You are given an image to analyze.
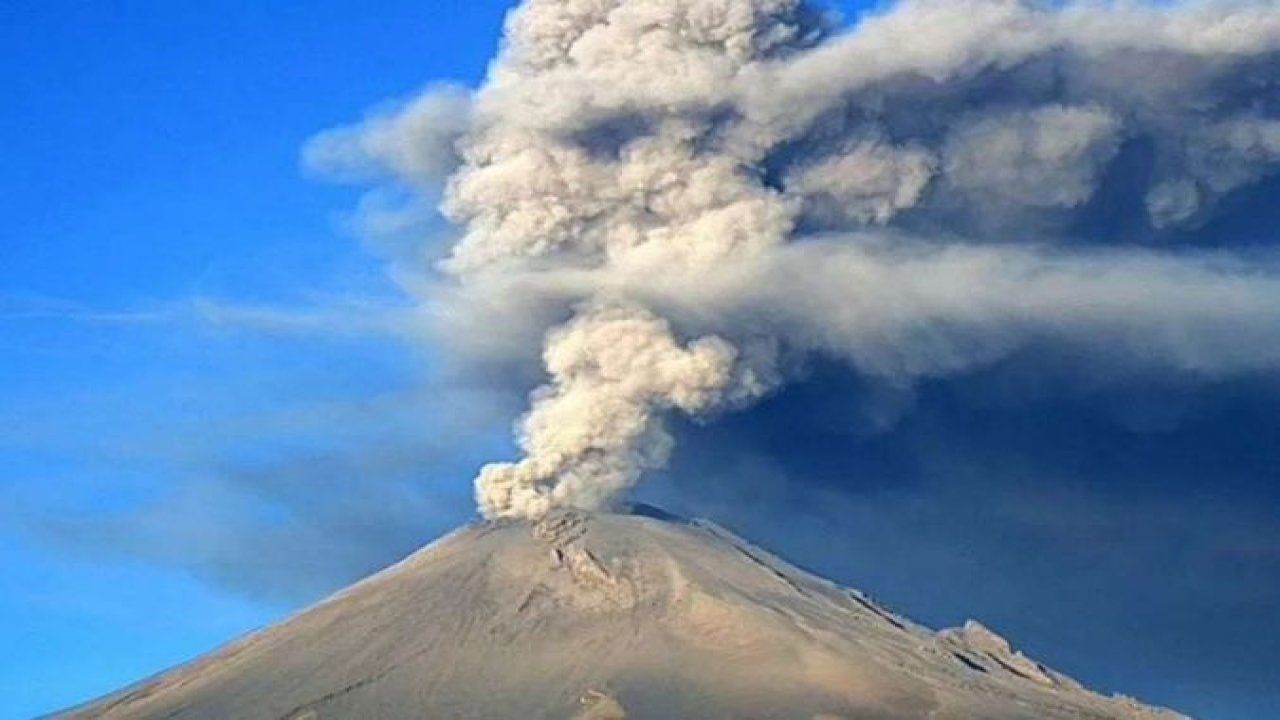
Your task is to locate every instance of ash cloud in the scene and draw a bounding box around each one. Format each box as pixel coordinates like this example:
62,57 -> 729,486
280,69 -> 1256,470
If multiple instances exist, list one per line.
316,0 -> 1280,520
639,363 -> 1280,717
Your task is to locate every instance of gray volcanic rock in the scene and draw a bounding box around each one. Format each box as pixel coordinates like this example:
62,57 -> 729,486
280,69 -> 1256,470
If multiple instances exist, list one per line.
58,507 -> 1184,720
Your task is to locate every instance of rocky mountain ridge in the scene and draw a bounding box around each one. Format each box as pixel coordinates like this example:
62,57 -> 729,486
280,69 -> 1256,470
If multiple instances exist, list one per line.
57,507 -> 1184,720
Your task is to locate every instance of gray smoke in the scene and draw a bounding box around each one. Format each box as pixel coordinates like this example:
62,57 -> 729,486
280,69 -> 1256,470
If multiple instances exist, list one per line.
312,0 -> 1280,519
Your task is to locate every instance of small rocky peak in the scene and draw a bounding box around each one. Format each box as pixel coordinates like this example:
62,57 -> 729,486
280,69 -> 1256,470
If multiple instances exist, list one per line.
955,620 -> 1014,655
939,620 -> 1075,689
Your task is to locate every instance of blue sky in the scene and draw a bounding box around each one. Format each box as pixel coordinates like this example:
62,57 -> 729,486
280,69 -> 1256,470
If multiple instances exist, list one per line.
1,1 -> 510,715
3,2 -> 1279,719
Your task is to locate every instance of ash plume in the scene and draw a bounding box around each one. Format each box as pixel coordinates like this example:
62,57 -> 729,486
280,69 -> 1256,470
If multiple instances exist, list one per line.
312,0 -> 1280,520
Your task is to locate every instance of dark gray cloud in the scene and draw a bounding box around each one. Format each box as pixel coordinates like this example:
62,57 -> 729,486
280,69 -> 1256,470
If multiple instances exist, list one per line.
641,362 -> 1280,718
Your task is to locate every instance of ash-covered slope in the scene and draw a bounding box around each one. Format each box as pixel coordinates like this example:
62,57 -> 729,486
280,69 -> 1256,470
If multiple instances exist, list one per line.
59,508 -> 1182,720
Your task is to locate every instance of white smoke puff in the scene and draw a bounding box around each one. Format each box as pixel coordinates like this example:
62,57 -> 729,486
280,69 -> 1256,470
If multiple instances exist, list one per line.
494,0 -> 816,111
440,0 -> 816,278
302,84 -> 472,185
1189,117 -> 1280,194
786,138 -> 936,225
442,117 -> 799,274
1146,180 -> 1202,230
943,105 -> 1122,209
476,300 -> 768,519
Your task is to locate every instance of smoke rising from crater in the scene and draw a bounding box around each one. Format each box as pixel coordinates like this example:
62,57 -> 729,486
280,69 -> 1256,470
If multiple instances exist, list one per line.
311,0 -> 1280,519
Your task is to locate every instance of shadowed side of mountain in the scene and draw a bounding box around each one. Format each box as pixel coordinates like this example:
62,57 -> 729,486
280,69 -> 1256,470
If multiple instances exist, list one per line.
56,509 -> 1184,720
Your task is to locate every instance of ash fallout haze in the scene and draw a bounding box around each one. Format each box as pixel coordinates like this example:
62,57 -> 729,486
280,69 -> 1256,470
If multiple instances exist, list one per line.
4,0 -> 1280,718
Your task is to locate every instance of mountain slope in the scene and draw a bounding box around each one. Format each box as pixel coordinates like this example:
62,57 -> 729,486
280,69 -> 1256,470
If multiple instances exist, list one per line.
58,507 -> 1183,720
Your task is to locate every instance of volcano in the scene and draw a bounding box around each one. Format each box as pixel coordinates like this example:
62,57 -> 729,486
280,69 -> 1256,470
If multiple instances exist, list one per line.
58,507 -> 1182,719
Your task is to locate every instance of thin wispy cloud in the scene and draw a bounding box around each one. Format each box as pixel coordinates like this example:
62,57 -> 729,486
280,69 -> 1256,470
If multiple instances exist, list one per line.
0,292 -> 416,339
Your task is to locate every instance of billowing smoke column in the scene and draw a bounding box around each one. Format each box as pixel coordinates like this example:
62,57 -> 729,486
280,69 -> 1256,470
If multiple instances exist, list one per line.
309,0 -> 1280,520
442,0 -> 815,518
475,300 -> 765,519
